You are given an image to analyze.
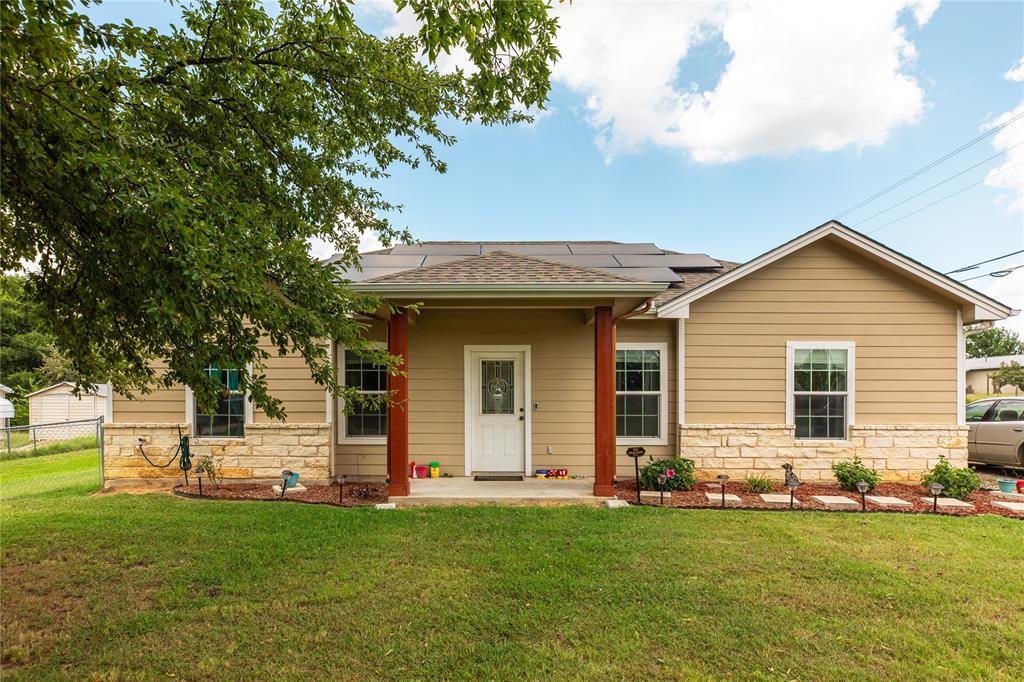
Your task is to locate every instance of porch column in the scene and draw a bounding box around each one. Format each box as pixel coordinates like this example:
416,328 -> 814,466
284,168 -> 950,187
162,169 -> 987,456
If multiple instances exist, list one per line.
594,306 -> 616,497
387,309 -> 410,496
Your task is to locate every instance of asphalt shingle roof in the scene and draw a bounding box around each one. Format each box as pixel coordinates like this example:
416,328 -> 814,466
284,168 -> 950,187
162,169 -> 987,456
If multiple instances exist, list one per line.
362,251 -> 646,284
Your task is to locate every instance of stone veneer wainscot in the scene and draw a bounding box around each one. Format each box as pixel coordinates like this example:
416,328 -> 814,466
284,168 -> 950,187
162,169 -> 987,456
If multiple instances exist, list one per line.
679,424 -> 968,482
103,422 -> 331,484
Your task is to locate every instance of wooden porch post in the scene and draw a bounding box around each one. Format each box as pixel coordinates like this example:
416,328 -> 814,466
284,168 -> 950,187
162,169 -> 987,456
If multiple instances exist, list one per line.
387,309 -> 410,496
594,306 -> 616,497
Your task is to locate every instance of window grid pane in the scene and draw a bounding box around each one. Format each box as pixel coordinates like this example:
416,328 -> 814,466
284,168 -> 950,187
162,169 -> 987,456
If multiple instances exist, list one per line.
195,364 -> 246,437
615,348 -> 661,438
481,360 -> 514,415
344,350 -> 388,437
793,347 -> 849,440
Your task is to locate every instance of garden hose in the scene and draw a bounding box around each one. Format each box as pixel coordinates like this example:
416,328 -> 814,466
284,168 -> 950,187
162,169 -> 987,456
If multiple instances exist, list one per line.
136,428 -> 193,481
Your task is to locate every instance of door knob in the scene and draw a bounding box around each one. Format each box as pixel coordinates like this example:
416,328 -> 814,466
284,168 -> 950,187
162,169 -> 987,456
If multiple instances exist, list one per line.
519,415 -> 525,421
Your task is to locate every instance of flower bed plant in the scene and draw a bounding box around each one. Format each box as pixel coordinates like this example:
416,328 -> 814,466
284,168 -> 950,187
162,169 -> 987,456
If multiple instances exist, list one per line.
744,476 -> 775,494
921,455 -> 982,501
639,457 -> 696,491
832,455 -> 880,492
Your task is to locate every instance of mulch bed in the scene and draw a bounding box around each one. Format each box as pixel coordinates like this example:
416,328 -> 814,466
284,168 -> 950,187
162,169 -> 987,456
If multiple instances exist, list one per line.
173,481 -> 387,507
615,479 -> 1023,519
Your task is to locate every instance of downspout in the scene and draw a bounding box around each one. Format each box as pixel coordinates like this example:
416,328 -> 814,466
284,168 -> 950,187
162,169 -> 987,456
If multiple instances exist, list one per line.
613,298 -> 654,323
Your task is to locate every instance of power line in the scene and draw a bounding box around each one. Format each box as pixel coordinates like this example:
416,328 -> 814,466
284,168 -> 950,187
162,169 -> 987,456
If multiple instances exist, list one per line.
946,249 -> 1024,274
835,109 -> 1024,219
865,160 -> 1024,235
853,141 -> 1024,227
959,263 -> 1023,282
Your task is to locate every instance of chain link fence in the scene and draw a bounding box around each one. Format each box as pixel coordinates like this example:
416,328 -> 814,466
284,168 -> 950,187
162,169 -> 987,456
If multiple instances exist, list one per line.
0,417 -> 104,500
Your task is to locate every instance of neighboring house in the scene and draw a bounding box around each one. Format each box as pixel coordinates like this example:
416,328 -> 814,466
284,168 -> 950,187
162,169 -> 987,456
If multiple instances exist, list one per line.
103,221 -> 1016,493
0,383 -> 13,428
965,354 -> 1024,396
28,382 -> 110,435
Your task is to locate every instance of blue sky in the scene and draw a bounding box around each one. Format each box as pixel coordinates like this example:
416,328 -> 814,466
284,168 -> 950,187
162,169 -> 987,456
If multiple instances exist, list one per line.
88,1 -> 1023,320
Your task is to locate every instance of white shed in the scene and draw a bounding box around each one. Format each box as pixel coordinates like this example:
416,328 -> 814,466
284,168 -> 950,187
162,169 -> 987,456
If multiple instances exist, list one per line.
27,382 -> 111,426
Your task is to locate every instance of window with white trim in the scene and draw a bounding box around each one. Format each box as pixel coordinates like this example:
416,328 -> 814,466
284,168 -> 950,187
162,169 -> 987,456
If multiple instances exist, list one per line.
615,343 -> 668,443
788,342 -> 854,440
342,349 -> 388,439
194,365 -> 246,438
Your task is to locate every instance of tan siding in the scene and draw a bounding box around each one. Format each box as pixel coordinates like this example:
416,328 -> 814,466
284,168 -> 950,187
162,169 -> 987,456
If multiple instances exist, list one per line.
333,311 -> 681,479
685,238 -> 959,425
113,342 -> 329,425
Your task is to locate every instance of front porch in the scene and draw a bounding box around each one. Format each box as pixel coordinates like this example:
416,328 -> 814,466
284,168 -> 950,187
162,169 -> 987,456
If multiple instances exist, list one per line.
398,477 -> 610,505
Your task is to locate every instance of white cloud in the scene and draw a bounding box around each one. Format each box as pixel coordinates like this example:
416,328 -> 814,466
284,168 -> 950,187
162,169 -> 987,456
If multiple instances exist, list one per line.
307,231 -> 385,261
1005,56 -> 1024,82
553,0 -> 937,163
978,265 -> 1024,335
356,0 -> 476,75
983,101 -> 1024,213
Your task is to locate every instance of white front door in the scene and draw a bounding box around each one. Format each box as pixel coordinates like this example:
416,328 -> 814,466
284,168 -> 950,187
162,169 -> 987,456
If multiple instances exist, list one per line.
469,350 -> 526,473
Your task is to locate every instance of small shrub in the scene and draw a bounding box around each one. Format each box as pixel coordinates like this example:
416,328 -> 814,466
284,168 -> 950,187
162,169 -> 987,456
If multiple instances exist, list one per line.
193,455 -> 223,487
744,476 -> 775,494
921,455 -> 981,501
832,455 -> 880,492
639,457 -> 696,491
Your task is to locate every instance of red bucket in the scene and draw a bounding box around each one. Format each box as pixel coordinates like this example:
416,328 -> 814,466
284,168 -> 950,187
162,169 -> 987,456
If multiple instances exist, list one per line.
415,465 -> 429,479
1016,480 -> 1024,495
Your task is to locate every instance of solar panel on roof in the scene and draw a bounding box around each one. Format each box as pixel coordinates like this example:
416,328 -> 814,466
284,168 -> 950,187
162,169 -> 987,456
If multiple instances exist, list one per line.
336,267 -> 416,281
421,254 -> 473,266
568,243 -> 664,255
480,243 -> 573,255
594,267 -> 682,282
538,254 -> 621,267
614,254 -> 720,268
390,243 -> 481,255
358,255 -> 426,267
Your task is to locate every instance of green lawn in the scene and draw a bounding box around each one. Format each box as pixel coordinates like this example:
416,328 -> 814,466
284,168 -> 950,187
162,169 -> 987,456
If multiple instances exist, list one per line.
2,454 -> 1022,680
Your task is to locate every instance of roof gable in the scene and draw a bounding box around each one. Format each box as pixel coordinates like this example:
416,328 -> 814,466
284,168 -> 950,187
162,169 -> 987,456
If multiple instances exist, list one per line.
656,221 -> 1017,324
360,250 -> 645,284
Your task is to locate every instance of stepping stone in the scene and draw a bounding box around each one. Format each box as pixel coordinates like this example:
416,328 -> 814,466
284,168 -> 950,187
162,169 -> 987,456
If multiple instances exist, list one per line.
812,495 -> 859,508
760,493 -> 799,506
374,502 -> 397,510
271,483 -> 307,496
865,495 -> 912,507
920,497 -> 974,509
989,490 -> 1024,500
606,499 -> 630,509
639,490 -> 662,499
991,501 -> 1024,513
705,492 -> 742,504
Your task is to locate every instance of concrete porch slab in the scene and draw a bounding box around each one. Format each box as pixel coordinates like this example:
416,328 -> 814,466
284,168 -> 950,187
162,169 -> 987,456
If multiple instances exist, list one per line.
397,477 -> 608,506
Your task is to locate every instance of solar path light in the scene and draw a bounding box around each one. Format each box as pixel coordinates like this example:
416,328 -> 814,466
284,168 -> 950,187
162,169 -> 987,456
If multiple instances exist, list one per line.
195,466 -> 204,496
717,474 -> 729,509
334,475 -> 345,505
280,469 -> 293,498
929,482 -> 944,512
856,481 -> 870,511
657,473 -> 668,506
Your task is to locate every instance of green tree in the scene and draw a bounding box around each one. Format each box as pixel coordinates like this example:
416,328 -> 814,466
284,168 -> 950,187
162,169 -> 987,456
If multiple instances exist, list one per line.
966,327 -> 1024,359
1,0 -> 559,415
990,361 -> 1024,394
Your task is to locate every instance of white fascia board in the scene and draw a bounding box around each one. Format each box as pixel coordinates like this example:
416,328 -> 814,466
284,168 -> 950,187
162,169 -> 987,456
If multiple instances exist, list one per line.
656,221 -> 1015,319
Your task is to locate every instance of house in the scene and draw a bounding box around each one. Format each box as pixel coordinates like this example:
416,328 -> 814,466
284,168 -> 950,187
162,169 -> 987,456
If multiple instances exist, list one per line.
965,354 -> 1024,396
0,383 -> 13,428
28,382 -> 110,435
102,221 -> 1016,493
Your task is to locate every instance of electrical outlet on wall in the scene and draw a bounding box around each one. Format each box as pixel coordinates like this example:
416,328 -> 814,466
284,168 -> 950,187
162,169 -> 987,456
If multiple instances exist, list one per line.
546,446 -> 553,455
